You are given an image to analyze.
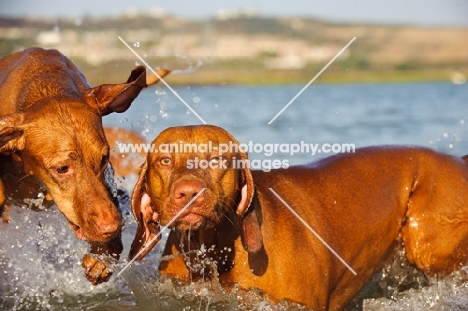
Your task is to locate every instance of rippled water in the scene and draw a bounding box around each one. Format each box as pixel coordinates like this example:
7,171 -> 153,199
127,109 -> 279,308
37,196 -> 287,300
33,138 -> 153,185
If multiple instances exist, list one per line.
1,82 -> 468,310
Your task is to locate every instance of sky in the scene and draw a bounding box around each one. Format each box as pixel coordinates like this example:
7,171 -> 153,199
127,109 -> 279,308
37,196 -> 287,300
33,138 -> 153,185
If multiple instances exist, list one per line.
1,0 -> 467,27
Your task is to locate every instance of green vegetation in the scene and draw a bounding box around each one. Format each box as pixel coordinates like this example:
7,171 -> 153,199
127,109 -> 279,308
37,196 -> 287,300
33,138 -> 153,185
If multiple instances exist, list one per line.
152,69 -> 463,86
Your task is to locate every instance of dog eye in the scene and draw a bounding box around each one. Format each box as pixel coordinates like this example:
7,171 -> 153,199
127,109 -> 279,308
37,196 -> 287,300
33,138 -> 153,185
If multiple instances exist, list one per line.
160,157 -> 172,166
210,156 -> 221,163
56,166 -> 69,174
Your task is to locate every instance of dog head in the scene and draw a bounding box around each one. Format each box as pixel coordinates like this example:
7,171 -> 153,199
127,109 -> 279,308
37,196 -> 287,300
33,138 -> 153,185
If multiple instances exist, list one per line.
0,66 -> 148,243
129,124 -> 263,260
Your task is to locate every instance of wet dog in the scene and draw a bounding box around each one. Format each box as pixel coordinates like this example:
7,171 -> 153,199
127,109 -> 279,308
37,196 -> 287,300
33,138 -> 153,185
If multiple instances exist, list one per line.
129,124 -> 468,310
0,47 -> 169,284
104,127 -> 147,180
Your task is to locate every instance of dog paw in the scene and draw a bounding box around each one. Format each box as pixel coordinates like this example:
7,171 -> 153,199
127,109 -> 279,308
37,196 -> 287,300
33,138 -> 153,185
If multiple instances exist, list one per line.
82,254 -> 113,285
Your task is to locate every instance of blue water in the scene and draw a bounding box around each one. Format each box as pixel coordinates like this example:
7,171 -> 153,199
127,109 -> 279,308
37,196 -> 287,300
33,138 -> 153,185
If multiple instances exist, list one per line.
104,82 -> 468,165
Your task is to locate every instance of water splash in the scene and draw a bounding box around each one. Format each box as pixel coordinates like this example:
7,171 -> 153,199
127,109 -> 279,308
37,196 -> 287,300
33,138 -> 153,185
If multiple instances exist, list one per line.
119,255 -> 310,311
2,183 -> 468,310
0,183 -> 138,310
144,53 -> 202,75
363,269 -> 468,310
362,247 -> 468,310
0,205 -> 129,310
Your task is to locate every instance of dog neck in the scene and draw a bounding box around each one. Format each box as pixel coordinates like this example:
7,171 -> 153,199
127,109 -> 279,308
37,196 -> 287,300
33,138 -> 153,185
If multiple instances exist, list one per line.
164,194 -> 269,280
167,208 -> 241,280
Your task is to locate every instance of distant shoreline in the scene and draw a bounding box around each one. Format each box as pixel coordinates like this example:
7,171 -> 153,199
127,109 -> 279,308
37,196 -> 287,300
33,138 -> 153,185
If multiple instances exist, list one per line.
2,14 -> 467,87
86,68 -> 467,86
169,69 -> 466,85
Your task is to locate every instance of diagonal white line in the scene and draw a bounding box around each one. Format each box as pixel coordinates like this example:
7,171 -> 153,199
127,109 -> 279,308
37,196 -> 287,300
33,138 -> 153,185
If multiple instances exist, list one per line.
268,187 -> 357,275
118,36 -> 207,124
268,37 -> 356,124
116,188 -> 206,277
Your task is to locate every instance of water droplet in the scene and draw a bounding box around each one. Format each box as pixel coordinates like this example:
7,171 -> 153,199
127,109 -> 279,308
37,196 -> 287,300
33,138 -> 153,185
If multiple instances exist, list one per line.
160,110 -> 168,118
449,143 -> 454,149
192,96 -> 201,104
460,119 -> 465,125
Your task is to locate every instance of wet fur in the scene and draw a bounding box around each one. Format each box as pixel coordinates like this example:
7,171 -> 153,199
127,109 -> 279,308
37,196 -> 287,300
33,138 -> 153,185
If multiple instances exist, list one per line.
0,47 -> 169,284
129,125 -> 468,310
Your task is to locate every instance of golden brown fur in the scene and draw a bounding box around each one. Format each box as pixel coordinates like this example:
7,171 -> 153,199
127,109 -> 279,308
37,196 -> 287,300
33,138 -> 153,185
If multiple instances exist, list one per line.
104,127 -> 147,178
0,47 -> 169,284
129,124 -> 468,310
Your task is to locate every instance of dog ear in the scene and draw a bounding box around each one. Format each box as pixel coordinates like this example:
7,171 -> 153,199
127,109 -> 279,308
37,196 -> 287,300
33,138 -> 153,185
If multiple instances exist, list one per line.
0,113 -> 26,153
85,66 -> 171,116
244,199 -> 268,276
241,198 -> 264,255
84,66 -> 147,116
236,148 -> 255,216
128,161 -> 162,260
146,69 -> 171,86
233,146 -> 265,257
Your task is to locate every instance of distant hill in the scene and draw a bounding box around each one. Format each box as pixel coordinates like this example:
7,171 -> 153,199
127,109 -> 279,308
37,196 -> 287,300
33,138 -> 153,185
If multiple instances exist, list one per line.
0,14 -> 466,84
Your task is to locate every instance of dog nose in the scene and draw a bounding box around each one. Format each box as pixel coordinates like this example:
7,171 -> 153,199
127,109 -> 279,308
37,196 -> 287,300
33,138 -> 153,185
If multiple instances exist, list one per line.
174,180 -> 205,207
97,220 -> 120,239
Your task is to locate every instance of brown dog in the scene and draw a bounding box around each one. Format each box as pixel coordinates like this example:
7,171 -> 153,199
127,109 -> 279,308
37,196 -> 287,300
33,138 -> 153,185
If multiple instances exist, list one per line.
0,47 -> 169,284
129,124 -> 468,310
104,127 -> 147,179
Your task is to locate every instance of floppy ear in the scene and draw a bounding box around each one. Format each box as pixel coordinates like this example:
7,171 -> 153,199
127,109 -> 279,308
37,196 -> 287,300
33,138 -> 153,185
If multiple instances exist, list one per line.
236,147 -> 254,216
84,66 -> 147,116
0,113 -> 26,153
128,161 -> 161,260
234,146 -> 264,256
146,69 -> 171,86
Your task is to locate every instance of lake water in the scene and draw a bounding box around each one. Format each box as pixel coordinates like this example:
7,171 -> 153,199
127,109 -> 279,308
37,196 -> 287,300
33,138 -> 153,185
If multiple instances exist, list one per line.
106,82 -> 468,163
1,82 -> 468,310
